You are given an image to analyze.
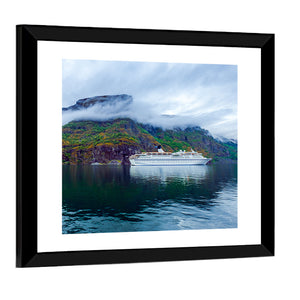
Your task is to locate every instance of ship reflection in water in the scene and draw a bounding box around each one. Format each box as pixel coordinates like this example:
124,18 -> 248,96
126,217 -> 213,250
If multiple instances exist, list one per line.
130,165 -> 209,183
62,162 -> 237,234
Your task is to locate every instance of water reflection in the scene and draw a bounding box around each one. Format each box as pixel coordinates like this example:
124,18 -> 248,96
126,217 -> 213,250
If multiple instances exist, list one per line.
130,165 -> 209,183
62,162 -> 237,234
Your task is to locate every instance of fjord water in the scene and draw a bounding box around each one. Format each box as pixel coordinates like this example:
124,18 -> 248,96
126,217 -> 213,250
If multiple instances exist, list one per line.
62,162 -> 237,234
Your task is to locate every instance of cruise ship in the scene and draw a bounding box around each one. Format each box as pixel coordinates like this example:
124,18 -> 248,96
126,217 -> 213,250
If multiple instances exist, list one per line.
129,146 -> 211,166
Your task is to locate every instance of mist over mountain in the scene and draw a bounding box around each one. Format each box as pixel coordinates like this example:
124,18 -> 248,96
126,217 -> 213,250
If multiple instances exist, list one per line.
62,95 -> 237,165
62,94 -> 236,140
63,60 -> 238,140
62,93 -> 201,130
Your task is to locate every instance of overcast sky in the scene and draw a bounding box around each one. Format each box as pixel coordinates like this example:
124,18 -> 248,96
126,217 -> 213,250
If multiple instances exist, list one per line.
62,59 -> 237,139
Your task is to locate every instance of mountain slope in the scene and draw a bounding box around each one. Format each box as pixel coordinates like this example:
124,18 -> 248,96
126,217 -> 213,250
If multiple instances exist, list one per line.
62,118 -> 237,165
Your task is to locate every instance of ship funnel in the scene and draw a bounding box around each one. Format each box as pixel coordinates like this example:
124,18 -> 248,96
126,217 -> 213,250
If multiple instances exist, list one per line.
157,145 -> 164,153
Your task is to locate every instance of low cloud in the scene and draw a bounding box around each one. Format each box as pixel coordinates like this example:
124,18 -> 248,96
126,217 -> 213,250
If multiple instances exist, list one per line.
62,60 -> 237,139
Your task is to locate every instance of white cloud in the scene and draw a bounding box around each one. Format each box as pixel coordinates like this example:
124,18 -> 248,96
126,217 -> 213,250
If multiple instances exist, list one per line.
62,60 -> 237,139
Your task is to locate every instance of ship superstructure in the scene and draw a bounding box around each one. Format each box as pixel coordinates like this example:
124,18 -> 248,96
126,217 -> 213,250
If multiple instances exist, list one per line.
129,146 -> 211,166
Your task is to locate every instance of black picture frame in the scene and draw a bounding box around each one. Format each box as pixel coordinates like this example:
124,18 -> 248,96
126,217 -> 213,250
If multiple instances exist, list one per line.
16,25 -> 274,268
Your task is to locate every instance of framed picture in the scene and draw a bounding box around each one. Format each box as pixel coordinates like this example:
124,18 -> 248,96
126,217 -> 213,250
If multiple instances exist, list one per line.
16,25 -> 274,267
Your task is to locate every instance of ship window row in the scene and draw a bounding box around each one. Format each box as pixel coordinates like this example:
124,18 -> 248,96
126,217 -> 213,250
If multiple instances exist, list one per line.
139,157 -> 200,159
136,159 -> 205,162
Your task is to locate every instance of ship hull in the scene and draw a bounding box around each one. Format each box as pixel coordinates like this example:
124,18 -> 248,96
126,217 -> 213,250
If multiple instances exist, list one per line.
129,158 -> 211,166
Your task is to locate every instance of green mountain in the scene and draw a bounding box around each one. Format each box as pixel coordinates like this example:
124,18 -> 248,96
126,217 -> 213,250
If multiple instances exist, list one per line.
62,118 -> 237,165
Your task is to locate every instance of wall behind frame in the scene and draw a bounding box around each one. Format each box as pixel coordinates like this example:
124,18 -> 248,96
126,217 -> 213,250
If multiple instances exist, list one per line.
0,0 -> 298,299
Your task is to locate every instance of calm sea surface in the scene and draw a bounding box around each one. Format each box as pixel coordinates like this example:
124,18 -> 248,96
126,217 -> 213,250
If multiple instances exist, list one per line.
62,162 -> 237,234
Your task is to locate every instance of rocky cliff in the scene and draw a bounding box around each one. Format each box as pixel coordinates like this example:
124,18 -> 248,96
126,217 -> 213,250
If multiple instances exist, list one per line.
62,118 -> 237,165
62,94 -> 133,111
